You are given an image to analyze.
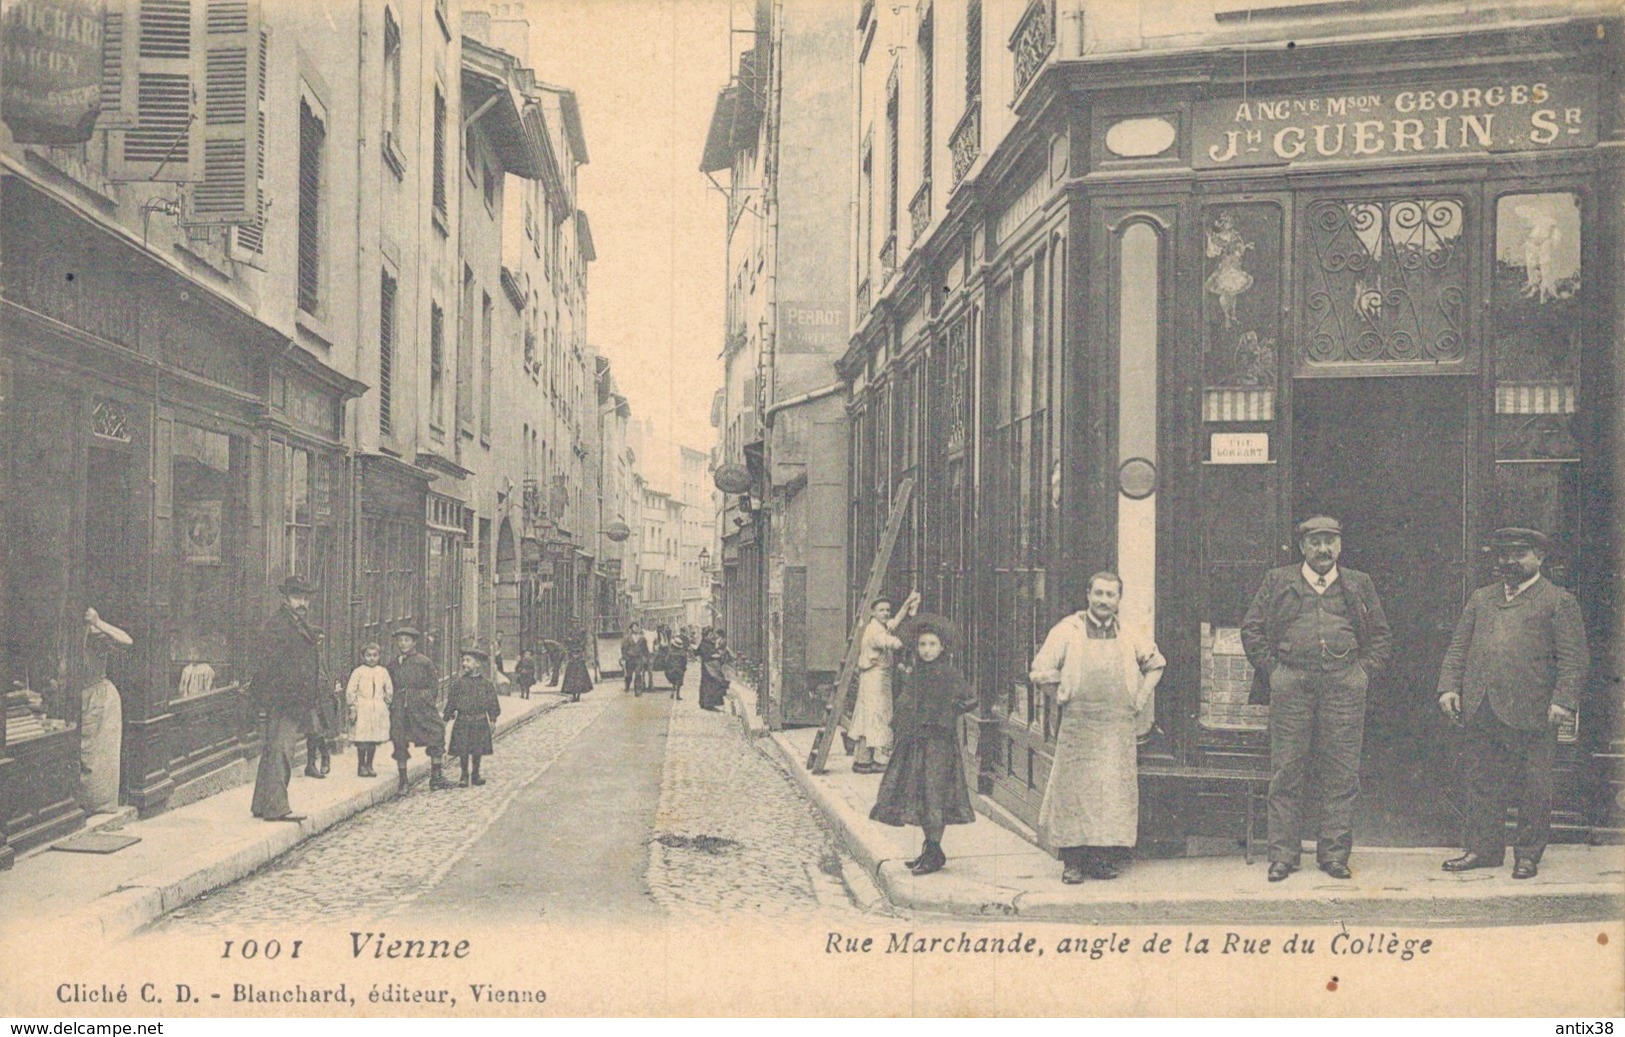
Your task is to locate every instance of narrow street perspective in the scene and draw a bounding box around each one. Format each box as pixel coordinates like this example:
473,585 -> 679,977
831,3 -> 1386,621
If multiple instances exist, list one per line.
154,672 -> 863,931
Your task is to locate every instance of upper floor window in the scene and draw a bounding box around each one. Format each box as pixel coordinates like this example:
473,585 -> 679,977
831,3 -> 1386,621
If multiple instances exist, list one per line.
432,86 -> 448,219
382,8 -> 402,143
297,96 -> 326,315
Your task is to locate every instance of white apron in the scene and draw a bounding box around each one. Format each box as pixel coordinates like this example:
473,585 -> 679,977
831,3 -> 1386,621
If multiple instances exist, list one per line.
1037,634 -> 1140,848
77,678 -> 123,812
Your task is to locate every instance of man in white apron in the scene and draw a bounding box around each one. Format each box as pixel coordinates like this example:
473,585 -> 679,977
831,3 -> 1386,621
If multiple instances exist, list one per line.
1030,573 -> 1164,883
845,590 -> 919,773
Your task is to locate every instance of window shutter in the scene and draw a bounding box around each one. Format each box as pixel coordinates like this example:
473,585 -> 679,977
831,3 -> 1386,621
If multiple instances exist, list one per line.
189,0 -> 262,225
229,23 -> 270,261
110,0 -> 204,181
99,3 -> 137,129
379,271 -> 397,437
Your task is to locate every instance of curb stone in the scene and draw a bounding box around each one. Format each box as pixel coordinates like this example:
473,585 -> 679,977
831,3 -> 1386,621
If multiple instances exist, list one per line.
73,694 -> 568,943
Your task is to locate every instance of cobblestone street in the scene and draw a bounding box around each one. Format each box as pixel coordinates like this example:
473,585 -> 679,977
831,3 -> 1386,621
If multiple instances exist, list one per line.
156,675 -> 868,932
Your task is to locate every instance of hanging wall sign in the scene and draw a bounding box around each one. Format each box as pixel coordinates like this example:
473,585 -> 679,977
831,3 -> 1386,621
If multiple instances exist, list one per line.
1194,75 -> 1597,169
1,0 -> 103,145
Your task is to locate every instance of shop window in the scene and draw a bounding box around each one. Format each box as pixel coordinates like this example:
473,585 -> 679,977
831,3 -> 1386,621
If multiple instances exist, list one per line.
1492,192 -> 1582,586
981,251 -> 1050,704
171,424 -> 239,698
1298,197 -> 1468,372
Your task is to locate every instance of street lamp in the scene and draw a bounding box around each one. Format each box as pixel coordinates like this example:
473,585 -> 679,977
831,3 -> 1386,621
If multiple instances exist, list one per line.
698,547 -> 711,571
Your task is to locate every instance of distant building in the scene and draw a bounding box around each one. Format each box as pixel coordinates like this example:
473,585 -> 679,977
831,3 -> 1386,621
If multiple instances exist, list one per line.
701,0 -> 852,726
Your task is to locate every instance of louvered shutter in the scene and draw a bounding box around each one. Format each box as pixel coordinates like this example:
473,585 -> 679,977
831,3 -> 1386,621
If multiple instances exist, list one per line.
188,0 -> 262,224
110,0 -> 204,181
99,3 -> 137,129
228,23 -> 270,262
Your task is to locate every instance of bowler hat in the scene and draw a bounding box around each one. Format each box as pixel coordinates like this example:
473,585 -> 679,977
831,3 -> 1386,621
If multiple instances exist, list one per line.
1485,527 -> 1550,551
1296,515 -> 1343,537
278,575 -> 318,596
392,625 -> 424,640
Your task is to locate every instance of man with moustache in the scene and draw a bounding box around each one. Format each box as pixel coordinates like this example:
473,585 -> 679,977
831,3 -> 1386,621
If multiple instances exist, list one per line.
1242,516 -> 1392,882
249,576 -> 323,821
1437,528 -> 1588,880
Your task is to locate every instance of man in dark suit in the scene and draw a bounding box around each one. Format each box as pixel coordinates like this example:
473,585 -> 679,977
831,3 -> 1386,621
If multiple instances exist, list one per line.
389,626 -> 452,794
1241,516 -> 1392,882
249,576 -> 323,822
1438,527 -> 1588,879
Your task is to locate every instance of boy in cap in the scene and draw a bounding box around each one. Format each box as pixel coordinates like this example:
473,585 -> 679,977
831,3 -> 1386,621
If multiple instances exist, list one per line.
445,646 -> 502,787
388,626 -> 453,792
1438,528 -> 1588,879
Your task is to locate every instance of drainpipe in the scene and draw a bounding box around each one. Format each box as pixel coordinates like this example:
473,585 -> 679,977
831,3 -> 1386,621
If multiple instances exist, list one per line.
349,0 -> 368,661
763,380 -> 843,426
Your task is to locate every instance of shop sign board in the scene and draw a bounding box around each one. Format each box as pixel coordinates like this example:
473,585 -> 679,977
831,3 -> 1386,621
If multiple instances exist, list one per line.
1210,432 -> 1269,465
1,0 -> 102,145
1194,75 -> 1597,169
780,302 -> 845,354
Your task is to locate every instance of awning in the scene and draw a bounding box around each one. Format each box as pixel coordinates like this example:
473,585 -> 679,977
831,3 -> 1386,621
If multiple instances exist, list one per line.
700,86 -> 741,173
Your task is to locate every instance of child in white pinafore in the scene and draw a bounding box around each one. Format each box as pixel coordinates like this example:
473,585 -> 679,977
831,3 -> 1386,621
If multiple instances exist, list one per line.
346,643 -> 394,777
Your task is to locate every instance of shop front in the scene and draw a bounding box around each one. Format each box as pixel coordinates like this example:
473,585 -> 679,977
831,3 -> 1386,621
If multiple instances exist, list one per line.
0,175 -> 363,854
852,18 -> 1621,855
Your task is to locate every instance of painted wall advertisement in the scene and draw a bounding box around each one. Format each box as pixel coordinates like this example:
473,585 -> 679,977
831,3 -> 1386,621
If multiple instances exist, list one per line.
1194,75 -> 1597,169
1,0 -> 103,145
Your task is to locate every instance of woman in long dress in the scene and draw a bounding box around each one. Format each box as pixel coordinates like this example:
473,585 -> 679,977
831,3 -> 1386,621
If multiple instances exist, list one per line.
697,629 -> 733,711
1029,573 -> 1164,883
75,608 -> 132,813
558,630 -> 594,703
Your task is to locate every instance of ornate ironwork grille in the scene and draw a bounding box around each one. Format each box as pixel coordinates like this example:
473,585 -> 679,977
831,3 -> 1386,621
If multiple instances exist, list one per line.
1299,197 -> 1469,372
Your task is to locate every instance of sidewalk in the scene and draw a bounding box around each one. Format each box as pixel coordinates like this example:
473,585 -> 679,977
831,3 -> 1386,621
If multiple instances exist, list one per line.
753,716 -> 1625,926
0,690 -> 565,948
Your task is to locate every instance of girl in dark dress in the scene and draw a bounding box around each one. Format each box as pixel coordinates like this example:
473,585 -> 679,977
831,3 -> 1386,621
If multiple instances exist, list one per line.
558,630 -> 594,703
444,648 -> 501,786
869,614 -> 978,875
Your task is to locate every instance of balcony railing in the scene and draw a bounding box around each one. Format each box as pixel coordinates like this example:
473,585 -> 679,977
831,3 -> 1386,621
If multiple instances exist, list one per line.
1010,0 -> 1055,100
949,100 -> 981,189
909,180 -> 931,244
879,233 -> 897,280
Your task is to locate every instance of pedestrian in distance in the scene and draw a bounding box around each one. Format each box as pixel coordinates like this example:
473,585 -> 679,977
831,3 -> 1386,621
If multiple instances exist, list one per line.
541,639 -> 565,687
869,614 -> 978,876
1241,515 -> 1392,883
622,623 -> 649,694
845,590 -> 920,774
1030,572 -> 1165,883
697,629 -> 733,711
559,629 -> 594,704
388,625 -> 453,793
445,646 -> 501,787
513,648 -> 538,701
1438,527 -> 1588,880
345,642 -> 393,778
249,575 -> 323,822
305,670 -> 343,780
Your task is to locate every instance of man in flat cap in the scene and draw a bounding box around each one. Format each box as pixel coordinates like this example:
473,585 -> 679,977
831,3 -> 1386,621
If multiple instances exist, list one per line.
1438,528 -> 1588,879
388,625 -> 453,793
1241,515 -> 1392,882
249,575 -> 324,822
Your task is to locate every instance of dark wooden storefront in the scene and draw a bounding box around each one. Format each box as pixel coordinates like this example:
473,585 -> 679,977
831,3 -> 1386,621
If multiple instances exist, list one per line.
849,18 -> 1622,853
0,176 -> 363,859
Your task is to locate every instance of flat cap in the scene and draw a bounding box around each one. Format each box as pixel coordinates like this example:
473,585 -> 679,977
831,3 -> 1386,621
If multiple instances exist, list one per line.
1485,527 -> 1550,550
1295,515 -> 1343,536
392,625 -> 424,639
460,645 -> 490,662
